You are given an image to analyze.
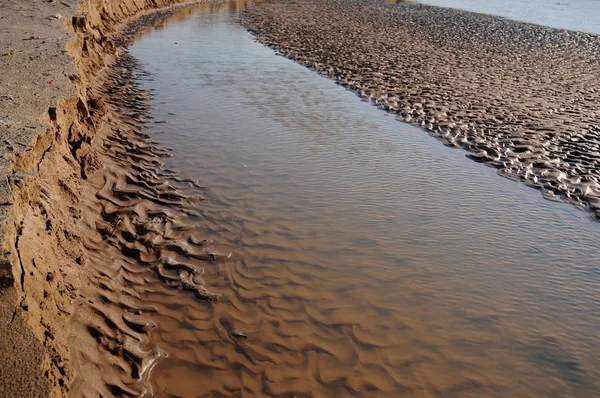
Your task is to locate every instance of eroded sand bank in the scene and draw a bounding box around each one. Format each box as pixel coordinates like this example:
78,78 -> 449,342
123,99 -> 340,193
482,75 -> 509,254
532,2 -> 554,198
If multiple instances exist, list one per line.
242,0 -> 600,218
0,0 -> 214,395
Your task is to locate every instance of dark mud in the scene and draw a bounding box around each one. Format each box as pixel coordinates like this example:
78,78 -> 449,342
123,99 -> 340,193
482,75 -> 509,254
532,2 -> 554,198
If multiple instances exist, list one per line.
242,0 -> 600,218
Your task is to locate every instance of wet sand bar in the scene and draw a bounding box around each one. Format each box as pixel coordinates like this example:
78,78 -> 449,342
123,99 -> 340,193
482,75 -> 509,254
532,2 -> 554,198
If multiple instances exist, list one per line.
243,0 -> 600,219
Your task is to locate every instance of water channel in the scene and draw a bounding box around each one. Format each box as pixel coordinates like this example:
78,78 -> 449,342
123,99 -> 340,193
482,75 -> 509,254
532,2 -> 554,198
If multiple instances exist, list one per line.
416,0 -> 600,34
121,2 -> 600,396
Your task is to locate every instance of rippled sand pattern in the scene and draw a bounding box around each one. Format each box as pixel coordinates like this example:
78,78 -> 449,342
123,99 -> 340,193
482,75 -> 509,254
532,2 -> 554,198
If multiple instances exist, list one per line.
69,54 -> 232,396
243,0 -> 600,219
103,3 -> 600,397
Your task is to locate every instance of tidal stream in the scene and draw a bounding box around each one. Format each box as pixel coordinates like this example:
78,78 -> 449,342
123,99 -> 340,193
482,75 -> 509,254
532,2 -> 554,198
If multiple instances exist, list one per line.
120,2 -> 600,396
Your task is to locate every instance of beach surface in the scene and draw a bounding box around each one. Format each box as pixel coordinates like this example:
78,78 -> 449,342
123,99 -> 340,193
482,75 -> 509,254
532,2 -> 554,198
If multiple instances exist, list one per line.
243,0 -> 600,218
0,0 -> 77,395
1,0 -> 600,395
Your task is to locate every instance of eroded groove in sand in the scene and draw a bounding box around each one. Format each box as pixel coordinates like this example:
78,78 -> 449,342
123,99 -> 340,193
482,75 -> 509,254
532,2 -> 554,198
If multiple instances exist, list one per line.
242,0 -> 600,218
69,53 -> 231,396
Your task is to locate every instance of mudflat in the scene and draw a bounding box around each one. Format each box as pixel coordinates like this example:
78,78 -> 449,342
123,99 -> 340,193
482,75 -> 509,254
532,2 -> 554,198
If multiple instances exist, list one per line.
243,0 -> 600,218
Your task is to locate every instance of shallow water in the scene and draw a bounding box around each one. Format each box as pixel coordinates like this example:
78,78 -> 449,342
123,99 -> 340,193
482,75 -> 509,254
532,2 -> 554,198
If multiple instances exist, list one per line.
124,2 -> 600,396
415,0 -> 600,34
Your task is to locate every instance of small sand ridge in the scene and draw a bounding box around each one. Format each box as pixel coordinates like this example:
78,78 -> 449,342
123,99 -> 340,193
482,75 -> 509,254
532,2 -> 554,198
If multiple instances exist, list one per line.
243,0 -> 600,219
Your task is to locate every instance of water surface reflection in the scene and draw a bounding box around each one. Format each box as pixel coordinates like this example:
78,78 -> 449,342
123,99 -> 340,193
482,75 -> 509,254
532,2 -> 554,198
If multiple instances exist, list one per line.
415,0 -> 600,33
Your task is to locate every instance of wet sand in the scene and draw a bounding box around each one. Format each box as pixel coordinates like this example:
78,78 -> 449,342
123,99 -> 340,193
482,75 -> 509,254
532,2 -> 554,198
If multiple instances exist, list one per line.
242,0 -> 600,219
69,51 -> 233,396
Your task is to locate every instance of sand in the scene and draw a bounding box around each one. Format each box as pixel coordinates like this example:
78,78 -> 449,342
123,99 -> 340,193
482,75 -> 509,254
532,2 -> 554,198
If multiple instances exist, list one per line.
0,0 -> 213,395
242,0 -> 600,219
67,51 -> 232,395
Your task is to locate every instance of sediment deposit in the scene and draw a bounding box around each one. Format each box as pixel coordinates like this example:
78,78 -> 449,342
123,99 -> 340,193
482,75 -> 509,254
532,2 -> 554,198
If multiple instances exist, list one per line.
243,0 -> 600,218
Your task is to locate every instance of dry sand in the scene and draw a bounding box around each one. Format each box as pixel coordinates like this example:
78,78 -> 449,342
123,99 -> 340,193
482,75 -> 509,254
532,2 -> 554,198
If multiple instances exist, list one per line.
0,1 -> 77,395
0,0 -> 212,395
242,0 -> 600,218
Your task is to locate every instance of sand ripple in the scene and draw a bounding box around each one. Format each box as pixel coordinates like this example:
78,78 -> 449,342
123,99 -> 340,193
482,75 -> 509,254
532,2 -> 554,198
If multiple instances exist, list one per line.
69,54 -> 229,396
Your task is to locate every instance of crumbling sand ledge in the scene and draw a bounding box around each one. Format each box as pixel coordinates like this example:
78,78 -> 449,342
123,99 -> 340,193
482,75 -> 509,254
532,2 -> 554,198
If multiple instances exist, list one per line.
0,0 -> 211,395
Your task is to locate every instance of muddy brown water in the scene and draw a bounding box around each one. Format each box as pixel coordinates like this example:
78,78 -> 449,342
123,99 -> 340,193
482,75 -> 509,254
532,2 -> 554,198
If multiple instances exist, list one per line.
91,1 -> 600,396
